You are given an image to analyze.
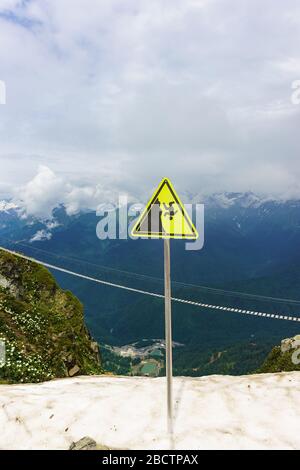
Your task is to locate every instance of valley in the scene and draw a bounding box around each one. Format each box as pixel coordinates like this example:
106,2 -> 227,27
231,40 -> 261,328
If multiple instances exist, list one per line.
1,192 -> 300,377
102,339 -> 183,376
1,0 -> 299,451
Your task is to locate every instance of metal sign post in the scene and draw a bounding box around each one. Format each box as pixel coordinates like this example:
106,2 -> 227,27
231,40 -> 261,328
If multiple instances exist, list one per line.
164,238 -> 173,434
131,177 -> 198,434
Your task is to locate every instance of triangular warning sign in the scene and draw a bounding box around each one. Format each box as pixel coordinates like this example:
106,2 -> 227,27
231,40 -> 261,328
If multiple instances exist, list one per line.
131,178 -> 199,239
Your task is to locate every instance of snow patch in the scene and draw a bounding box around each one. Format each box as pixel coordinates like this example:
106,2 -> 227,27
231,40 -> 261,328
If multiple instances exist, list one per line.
0,373 -> 300,450
29,230 -> 52,243
45,220 -> 60,230
213,193 -> 236,208
0,201 -> 18,213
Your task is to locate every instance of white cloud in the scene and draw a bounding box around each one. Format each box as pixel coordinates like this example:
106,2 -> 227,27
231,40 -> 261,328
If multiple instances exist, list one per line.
0,0 -> 299,202
274,57 -> 300,75
16,166 -> 66,219
0,1 -> 20,9
13,164 -> 300,221
14,165 -> 128,218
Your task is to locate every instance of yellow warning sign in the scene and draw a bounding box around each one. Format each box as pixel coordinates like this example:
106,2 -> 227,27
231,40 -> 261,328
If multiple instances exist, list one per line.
131,178 -> 198,239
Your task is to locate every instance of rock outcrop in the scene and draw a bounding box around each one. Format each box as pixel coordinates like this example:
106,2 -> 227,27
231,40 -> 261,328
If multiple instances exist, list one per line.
0,250 -> 103,383
258,334 -> 300,373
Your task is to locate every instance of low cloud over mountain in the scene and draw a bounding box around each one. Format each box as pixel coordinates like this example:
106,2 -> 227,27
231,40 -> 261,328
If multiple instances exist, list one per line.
0,1 -> 300,197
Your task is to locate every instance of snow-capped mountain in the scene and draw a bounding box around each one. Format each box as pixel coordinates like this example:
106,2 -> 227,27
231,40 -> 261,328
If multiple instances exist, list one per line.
1,191 -> 300,259
0,201 -> 18,213
193,191 -> 300,209
1,191 -> 300,225
202,192 -> 266,208
1,192 -> 300,374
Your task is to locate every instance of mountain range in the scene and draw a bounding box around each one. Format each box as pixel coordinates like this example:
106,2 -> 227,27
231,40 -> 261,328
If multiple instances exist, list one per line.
1,192 -> 300,375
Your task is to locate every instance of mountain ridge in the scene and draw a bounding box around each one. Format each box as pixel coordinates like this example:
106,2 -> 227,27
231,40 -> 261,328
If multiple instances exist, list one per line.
2,190 -> 300,219
0,251 -> 103,383
1,192 -> 300,376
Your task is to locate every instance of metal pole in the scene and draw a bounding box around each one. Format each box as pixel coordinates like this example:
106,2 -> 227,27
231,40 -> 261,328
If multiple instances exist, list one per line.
164,238 -> 173,434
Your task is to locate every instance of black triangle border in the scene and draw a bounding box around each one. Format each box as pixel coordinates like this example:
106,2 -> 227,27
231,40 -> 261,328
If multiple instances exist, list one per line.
132,179 -> 198,239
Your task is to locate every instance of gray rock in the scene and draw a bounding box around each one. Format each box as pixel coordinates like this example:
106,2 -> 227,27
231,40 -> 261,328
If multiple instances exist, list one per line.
90,341 -> 99,353
281,335 -> 300,353
68,364 -> 80,377
70,437 -> 97,451
0,274 -> 20,298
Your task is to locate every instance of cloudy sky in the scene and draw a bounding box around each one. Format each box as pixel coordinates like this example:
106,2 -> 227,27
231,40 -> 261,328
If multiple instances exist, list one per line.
0,0 -> 300,216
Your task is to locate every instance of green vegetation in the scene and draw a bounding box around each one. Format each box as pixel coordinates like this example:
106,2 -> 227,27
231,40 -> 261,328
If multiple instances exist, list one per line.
172,340 -> 276,376
3,202 -> 300,377
0,251 -> 103,383
101,345 -> 163,376
1,250 -> 298,382
101,339 -> 281,378
257,337 -> 300,373
100,347 -> 132,375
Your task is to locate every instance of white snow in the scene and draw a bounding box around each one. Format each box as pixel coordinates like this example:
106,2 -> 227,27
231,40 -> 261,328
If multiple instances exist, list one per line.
0,201 -> 18,213
213,193 -> 236,208
0,372 -> 300,450
45,220 -> 60,230
29,229 -> 52,243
